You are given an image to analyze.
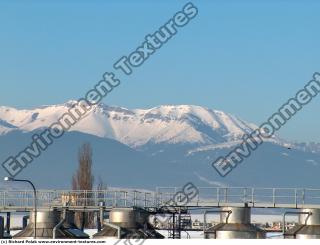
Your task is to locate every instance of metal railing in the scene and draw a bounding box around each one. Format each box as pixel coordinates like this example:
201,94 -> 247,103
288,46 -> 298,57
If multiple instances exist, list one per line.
156,187 -> 320,208
1,187 -> 320,210
0,189 -> 156,210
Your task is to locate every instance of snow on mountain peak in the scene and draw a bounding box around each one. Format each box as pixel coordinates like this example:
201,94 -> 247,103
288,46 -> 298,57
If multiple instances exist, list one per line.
0,119 -> 18,135
0,101 -> 271,148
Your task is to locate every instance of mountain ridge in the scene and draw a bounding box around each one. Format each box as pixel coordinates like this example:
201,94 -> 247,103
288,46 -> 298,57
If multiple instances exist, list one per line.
0,102 -> 319,188
0,101 -> 286,149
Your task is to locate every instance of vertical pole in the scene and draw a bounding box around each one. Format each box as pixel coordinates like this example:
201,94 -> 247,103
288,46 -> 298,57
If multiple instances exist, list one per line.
96,211 -> 101,232
172,213 -> 175,239
224,188 -> 228,203
5,212 -> 10,235
81,212 -> 86,231
94,191 -> 97,207
2,192 -> 5,208
104,190 -> 107,206
85,190 -> 88,207
273,188 -> 276,207
197,189 -> 200,205
153,192 -> 156,208
133,191 -> 137,207
31,183 -> 37,239
144,193 -> 148,207
114,192 -> 117,207
282,213 -> 286,235
178,208 -> 181,239
159,193 -> 162,207
0,216 -> 4,239
124,192 -> 128,207
99,202 -> 105,229
26,191 -> 28,208
251,188 -> 255,205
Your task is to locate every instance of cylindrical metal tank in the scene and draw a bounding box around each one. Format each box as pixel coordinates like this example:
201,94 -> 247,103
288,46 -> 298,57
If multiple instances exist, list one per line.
13,209 -> 89,239
205,207 -> 266,239
109,208 -> 150,229
299,209 -> 320,226
93,208 -> 164,239
220,207 -> 251,224
285,209 -> 320,239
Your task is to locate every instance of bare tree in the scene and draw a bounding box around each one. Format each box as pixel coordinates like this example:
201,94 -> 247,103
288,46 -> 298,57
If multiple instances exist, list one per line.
72,143 -> 95,228
72,143 -> 94,191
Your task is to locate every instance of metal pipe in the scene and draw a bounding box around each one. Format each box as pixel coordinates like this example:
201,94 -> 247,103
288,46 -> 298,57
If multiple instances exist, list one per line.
6,212 -> 10,235
80,211 -> 86,231
172,213 -> 176,239
203,209 -> 232,237
96,212 -> 102,232
105,223 -> 121,239
53,209 -> 67,239
0,216 -> 4,239
177,209 -> 181,239
282,211 -> 312,235
28,180 -> 37,239
4,178 -> 37,239
99,202 -> 105,231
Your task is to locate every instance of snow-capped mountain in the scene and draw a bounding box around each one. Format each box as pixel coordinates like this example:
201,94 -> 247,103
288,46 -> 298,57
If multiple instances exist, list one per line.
0,101 -> 319,189
0,101 -> 284,148
0,119 -> 18,135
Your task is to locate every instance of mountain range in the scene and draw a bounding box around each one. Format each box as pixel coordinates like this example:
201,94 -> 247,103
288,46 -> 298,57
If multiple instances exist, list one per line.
0,101 -> 319,189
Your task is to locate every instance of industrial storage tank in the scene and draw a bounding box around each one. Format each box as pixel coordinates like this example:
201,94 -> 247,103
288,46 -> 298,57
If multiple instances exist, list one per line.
93,208 -> 164,239
285,209 -> 320,239
204,206 -> 266,239
13,209 -> 89,239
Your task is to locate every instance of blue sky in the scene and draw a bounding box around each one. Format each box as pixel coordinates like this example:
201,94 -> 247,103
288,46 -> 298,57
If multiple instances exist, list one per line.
0,0 -> 319,142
